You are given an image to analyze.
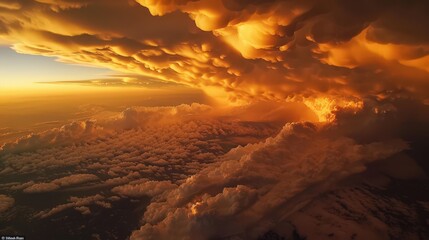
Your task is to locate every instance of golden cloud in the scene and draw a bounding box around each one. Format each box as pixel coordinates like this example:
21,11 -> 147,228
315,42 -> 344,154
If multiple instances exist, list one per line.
0,0 -> 428,106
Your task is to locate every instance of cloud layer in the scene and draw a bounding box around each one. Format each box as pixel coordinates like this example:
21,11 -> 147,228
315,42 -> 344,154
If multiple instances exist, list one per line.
0,0 -> 428,103
130,122 -> 406,239
1,1 -> 428,238
22,173 -> 99,193
0,104 -> 282,220
0,194 -> 14,213
0,100 -> 423,239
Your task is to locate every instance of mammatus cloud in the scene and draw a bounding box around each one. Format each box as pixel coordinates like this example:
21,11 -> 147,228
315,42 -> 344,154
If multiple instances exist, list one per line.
1,1 -> 428,236
0,0 -> 428,103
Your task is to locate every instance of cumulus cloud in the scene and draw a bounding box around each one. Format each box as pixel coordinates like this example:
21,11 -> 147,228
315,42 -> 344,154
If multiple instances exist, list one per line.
51,173 -> 99,187
289,184 -> 429,239
23,182 -> 60,193
22,173 -> 99,193
130,121 -> 407,239
0,98 -> 423,240
0,103 -> 209,154
112,180 -> 177,198
74,206 -> 91,215
0,104 -> 280,183
0,0 -> 427,103
0,194 -> 14,213
0,120 -> 101,154
0,101 -> 283,225
35,194 -> 108,219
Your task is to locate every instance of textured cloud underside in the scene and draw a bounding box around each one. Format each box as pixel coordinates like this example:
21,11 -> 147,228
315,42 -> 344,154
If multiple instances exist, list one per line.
1,0 -> 428,102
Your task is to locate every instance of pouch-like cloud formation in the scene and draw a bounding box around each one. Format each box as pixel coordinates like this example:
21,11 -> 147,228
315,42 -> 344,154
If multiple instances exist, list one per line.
0,0 -> 428,102
1,2 -> 427,237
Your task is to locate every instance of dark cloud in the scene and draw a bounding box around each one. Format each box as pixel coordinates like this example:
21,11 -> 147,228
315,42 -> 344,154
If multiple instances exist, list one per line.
289,183 -> 429,239
309,0 -> 388,43
366,0 -> 429,45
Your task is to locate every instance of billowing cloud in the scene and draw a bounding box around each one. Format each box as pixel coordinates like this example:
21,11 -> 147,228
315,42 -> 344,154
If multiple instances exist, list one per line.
74,206 -> 91,215
0,104 -> 284,222
130,122 -> 406,239
1,2 -> 428,237
289,183 -> 429,239
0,100 -> 423,239
1,103 -> 288,155
0,194 -> 14,213
23,182 -> 59,193
35,194 -> 108,219
0,0 -> 427,103
51,173 -> 99,187
112,180 -> 177,198
22,173 -> 99,193
0,104 -> 280,185
0,120 -> 101,154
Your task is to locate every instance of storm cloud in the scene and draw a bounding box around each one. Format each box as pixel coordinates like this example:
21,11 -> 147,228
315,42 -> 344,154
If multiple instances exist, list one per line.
1,1 -> 428,239
0,0 -> 427,103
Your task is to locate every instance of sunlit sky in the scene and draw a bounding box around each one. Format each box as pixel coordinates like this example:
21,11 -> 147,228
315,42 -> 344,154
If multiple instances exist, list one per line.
0,1 -> 428,240
0,46 -> 111,88
0,0 -> 428,136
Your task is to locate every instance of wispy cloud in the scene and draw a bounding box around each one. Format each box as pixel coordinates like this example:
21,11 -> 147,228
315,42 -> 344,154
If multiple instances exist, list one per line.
36,75 -> 184,88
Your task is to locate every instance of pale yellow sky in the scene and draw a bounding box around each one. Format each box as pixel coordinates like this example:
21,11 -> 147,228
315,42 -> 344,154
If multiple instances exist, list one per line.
0,46 -> 113,88
0,45 -> 217,144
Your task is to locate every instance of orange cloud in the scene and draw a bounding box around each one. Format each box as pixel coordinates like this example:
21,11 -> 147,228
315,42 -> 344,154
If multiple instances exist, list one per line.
0,0 -> 428,112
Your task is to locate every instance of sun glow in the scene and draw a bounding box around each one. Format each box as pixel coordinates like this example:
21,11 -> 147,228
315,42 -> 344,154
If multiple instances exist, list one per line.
304,97 -> 364,122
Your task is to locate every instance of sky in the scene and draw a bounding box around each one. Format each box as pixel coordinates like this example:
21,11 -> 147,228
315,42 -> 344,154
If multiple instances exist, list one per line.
0,46 -> 209,143
0,46 -> 110,87
0,1 -> 429,240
